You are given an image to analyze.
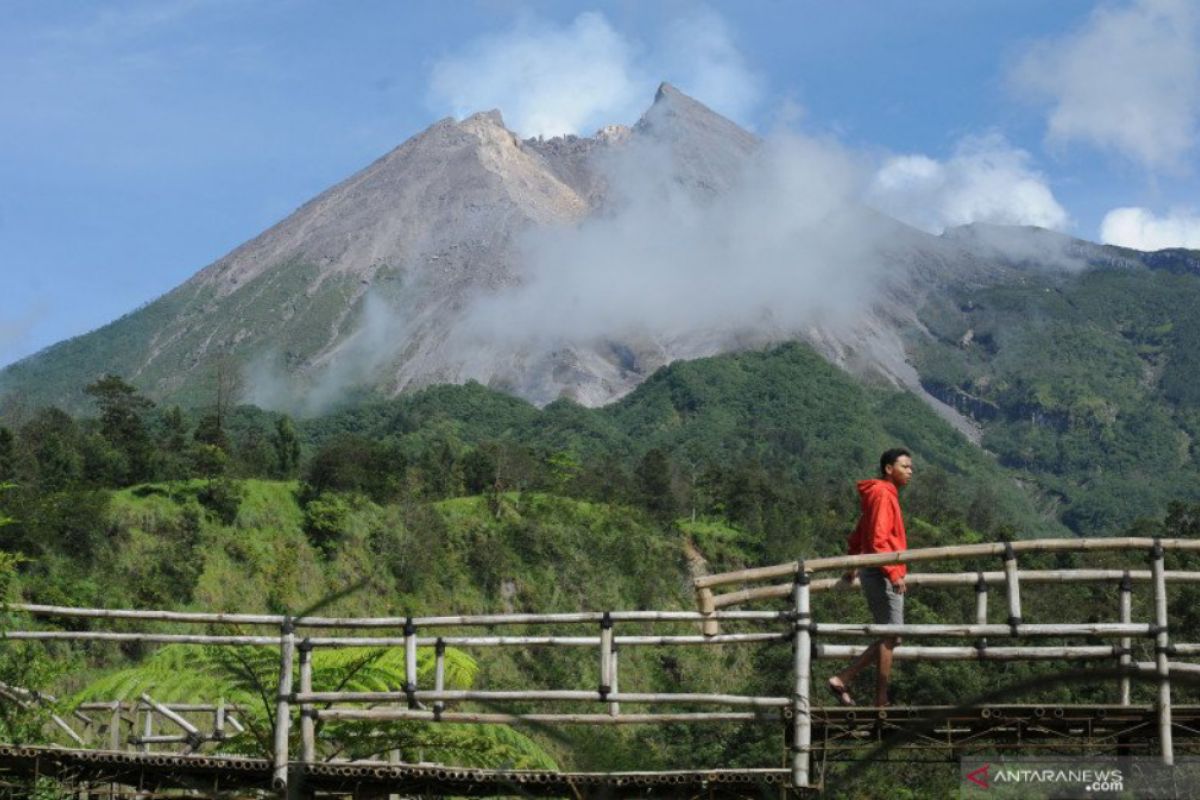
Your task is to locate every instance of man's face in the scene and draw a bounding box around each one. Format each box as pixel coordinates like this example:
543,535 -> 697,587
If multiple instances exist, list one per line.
886,455 -> 914,487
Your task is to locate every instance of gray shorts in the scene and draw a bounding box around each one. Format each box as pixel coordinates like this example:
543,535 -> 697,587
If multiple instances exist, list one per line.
861,567 -> 904,625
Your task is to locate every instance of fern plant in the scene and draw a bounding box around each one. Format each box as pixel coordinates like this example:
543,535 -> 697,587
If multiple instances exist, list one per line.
70,641 -> 556,769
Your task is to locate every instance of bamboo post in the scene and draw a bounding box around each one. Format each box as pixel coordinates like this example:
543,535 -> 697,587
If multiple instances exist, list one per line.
697,587 -> 719,636
1151,542 -> 1173,765
791,570 -> 811,789
1003,543 -> 1021,632
216,697 -> 226,741
609,646 -> 620,717
141,702 -> 152,753
108,701 -> 121,751
273,619 -> 296,791
404,617 -> 418,709
299,639 -> 315,764
434,638 -> 446,719
388,749 -> 401,800
1119,572 -> 1132,706
599,613 -> 614,703
975,573 -> 988,655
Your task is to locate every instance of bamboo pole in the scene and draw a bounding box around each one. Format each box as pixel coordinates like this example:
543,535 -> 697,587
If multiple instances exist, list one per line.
404,618 -> 418,710
976,574 -> 989,655
710,570 -> 1200,607
273,623 -> 296,791
811,623 -> 1149,637
7,603 -> 779,627
140,694 -> 200,737
697,588 -> 719,636
315,709 -> 776,724
1120,573 -> 1132,706
140,703 -> 152,754
1004,545 -> 1022,630
814,644 -> 1118,661
215,697 -> 226,740
108,701 -> 121,751
1151,543 -> 1173,765
599,613 -> 613,704
77,702 -> 244,712
609,646 -> 620,717
295,690 -> 790,707
1136,662 -> 1200,676
693,537 -> 1200,589
0,632 -> 278,645
305,633 -> 789,648
791,575 -> 812,789
433,639 -> 446,719
299,641 -> 315,764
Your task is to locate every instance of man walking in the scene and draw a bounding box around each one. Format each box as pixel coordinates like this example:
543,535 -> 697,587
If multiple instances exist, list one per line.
827,448 -> 913,707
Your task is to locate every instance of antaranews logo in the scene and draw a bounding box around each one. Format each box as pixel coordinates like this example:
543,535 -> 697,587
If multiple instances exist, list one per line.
965,763 -> 990,789
962,759 -> 1129,797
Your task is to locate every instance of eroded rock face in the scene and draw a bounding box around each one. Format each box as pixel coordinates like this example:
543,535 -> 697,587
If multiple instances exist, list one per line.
0,83 -> 1066,429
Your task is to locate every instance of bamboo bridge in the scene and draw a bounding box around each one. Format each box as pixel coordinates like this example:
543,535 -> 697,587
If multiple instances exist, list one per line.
1,537 -> 1200,798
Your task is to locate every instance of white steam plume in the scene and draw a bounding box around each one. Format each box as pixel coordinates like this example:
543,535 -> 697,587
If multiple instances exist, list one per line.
1101,207 -> 1200,250
1011,0 -> 1200,171
456,131 -> 880,349
865,134 -> 1069,235
428,9 -> 761,137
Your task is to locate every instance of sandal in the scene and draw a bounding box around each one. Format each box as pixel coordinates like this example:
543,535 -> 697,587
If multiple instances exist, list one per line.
827,677 -> 855,706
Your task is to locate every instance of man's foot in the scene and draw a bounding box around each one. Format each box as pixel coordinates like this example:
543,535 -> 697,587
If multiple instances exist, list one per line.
827,677 -> 855,706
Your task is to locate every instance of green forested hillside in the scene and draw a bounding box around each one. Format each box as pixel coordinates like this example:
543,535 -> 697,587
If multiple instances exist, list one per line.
3,342 -> 1200,795
913,261 -> 1200,533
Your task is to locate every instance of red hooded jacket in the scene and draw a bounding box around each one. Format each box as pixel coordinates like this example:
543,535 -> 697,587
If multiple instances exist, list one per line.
846,479 -> 907,584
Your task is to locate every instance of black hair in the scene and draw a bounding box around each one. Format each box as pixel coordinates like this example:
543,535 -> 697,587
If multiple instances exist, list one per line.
879,448 -> 911,477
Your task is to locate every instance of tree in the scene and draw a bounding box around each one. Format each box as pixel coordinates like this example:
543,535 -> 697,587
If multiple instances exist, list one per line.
273,416 -> 301,477
635,448 -> 676,521
157,406 -> 190,481
84,374 -> 156,484
0,428 -> 14,482
194,353 -> 243,453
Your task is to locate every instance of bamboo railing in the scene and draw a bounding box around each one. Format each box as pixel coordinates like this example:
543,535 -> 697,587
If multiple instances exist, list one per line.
695,536 -> 1200,786
0,537 -> 1196,794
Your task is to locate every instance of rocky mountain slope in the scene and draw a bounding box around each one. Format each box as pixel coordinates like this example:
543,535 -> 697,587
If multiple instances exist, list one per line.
0,85 -> 1183,437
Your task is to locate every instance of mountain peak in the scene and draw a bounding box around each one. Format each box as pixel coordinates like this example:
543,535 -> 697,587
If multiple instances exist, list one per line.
461,109 -> 506,129
654,81 -> 682,103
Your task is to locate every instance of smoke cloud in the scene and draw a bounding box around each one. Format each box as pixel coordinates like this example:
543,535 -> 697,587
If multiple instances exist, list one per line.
428,9 -> 761,137
1100,207 -> 1200,250
1011,0 -> 1200,171
865,134 -> 1069,235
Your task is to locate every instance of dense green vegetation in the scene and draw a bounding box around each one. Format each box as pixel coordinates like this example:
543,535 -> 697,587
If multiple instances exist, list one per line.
912,263 -> 1200,533
0,342 -> 1198,795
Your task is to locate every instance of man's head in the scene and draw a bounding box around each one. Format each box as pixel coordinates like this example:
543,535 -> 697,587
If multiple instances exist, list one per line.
879,448 -> 913,487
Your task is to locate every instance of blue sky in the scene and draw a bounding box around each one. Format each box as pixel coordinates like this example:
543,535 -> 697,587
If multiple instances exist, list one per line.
2,0 -> 1197,368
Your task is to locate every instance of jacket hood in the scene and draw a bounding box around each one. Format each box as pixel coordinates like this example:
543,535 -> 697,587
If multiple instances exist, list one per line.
857,478 -> 897,500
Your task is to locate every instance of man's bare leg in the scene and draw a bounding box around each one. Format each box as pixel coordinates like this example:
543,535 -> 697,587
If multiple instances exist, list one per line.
875,636 -> 897,706
830,641 -> 881,700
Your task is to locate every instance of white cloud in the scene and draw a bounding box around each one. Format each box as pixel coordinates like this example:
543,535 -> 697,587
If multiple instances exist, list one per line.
1100,207 -> 1200,250
660,10 -> 762,127
429,12 -> 646,138
865,134 -> 1069,234
427,9 -> 761,138
1011,0 -> 1200,171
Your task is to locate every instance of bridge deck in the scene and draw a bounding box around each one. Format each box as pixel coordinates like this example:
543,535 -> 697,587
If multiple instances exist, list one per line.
0,705 -> 1197,797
